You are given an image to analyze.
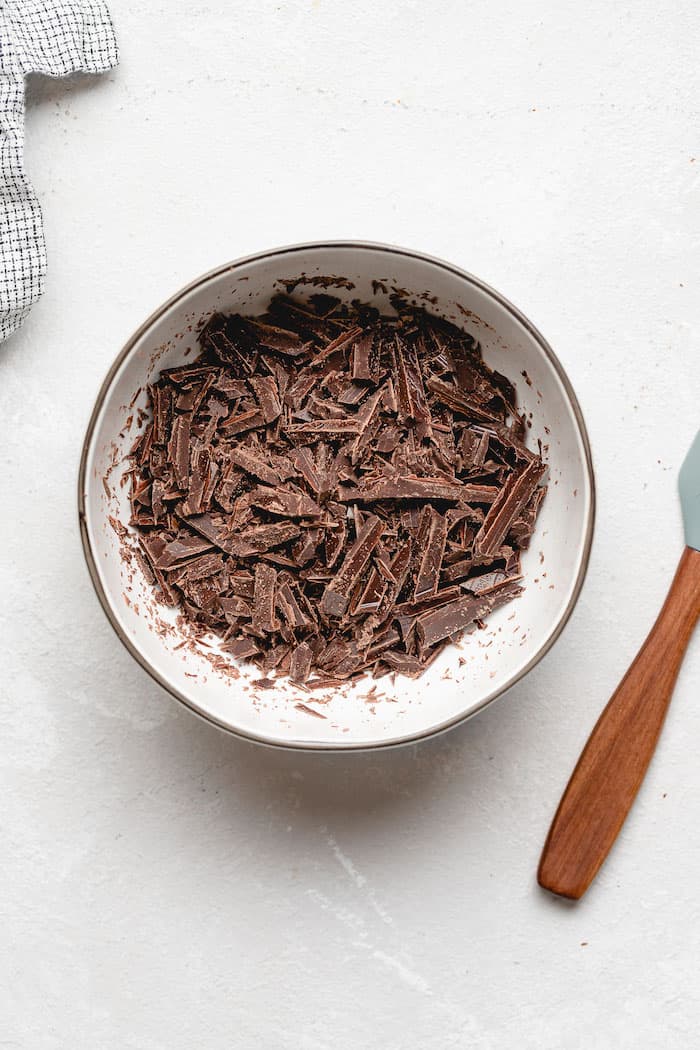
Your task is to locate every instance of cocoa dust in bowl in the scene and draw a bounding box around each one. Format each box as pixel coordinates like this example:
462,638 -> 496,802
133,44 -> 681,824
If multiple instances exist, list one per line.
128,292 -> 547,688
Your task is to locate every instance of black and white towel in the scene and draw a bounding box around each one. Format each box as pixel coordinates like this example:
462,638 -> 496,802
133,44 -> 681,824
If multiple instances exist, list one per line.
0,1 -> 117,341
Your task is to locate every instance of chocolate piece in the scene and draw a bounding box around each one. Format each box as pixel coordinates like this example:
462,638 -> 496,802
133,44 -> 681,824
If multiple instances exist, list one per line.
168,415 -> 191,488
229,571 -> 255,598
474,459 -> 546,558
248,486 -> 321,518
462,568 -> 522,595
324,517 -> 346,568
313,325 -> 363,365
416,580 -> 523,648
442,557 -> 475,583
244,317 -> 307,356
220,596 -> 253,622
130,292 -> 546,684
354,568 -> 387,615
252,563 -> 278,633
339,476 -> 495,503
156,532 -> 214,567
351,332 -> 374,381
250,374 -> 282,423
188,514 -> 301,557
220,408 -> 265,436
413,509 -> 448,601
228,448 -> 281,486
221,637 -> 260,658
290,642 -> 313,683
286,419 -> 361,440
291,448 -> 322,494
338,382 -> 370,407
426,376 -> 501,424
212,376 -> 250,400
277,584 -> 310,629
320,514 -> 384,617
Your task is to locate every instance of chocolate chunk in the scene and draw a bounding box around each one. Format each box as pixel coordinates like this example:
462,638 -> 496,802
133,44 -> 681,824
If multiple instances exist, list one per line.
290,642 -> 313,683
338,382 -> 370,407
252,564 -> 278,633
462,568 -> 522,595
277,583 -> 310,629
416,580 -> 523,648
324,516 -> 346,568
313,325 -> 363,365
220,596 -> 253,622
221,637 -> 260,658
248,486 -> 321,518
250,374 -> 282,423
212,375 -> 250,400
168,415 -> 191,488
244,317 -> 308,356
156,532 -> 214,567
188,514 -> 301,558
474,459 -> 546,558
129,292 -> 546,683
354,568 -> 387,615
291,448 -> 323,494
320,514 -> 384,617
220,408 -> 265,435
382,651 -> 424,676
286,419 -> 361,441
339,476 -> 494,503
230,522 -> 302,557
426,377 -> 501,424
413,509 -> 448,601
171,551 -> 226,583
351,332 -> 374,381
442,557 -> 475,583
228,448 -> 282,486
229,571 -> 255,598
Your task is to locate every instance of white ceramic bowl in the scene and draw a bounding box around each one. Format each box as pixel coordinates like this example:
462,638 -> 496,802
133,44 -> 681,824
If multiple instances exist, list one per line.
79,242 -> 594,750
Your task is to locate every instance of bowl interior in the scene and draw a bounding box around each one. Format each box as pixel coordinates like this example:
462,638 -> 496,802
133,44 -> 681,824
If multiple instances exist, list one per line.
80,244 -> 593,748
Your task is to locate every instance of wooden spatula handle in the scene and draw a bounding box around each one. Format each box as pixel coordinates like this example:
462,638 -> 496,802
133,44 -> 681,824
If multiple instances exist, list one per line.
538,546 -> 700,900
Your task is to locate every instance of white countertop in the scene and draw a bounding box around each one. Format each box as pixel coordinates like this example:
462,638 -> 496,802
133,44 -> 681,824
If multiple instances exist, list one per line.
2,1 -> 700,1046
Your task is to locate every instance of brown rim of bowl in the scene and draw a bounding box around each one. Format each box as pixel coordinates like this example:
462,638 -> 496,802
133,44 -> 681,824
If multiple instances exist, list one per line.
78,240 -> 596,752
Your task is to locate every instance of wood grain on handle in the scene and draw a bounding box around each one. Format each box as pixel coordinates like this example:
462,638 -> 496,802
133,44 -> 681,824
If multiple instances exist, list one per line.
538,546 -> 700,900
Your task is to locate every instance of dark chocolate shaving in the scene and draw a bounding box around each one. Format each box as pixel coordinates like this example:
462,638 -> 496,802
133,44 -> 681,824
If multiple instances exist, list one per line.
130,292 -> 546,683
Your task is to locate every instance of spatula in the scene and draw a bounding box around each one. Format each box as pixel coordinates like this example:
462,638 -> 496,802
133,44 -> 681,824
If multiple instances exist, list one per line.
538,431 -> 700,899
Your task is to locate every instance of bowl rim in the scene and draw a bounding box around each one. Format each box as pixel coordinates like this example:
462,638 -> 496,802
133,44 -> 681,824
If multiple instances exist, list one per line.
78,239 -> 596,751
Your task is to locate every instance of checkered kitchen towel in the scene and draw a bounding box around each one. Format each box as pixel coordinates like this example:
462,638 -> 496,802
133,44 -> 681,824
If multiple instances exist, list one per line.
0,1 -> 117,341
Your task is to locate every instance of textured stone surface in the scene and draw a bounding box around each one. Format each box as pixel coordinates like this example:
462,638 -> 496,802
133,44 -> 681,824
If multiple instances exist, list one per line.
1,1 -> 699,1046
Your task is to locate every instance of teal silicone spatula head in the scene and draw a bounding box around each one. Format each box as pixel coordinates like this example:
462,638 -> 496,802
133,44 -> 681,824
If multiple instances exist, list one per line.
680,430 -> 700,552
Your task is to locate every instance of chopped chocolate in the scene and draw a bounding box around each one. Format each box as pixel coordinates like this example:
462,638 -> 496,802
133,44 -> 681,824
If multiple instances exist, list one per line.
290,641 -> 313,683
351,332 -> 374,381
228,447 -> 282,486
320,514 -> 384,617
474,459 -> 546,557
416,580 -> 524,649
220,407 -> 265,436
413,509 -> 448,601
339,476 -> 496,503
168,415 -> 191,488
221,636 -> 260,658
286,419 -> 361,441
250,374 -> 282,423
248,486 -> 321,518
129,292 -> 546,684
252,563 -> 278,634
426,376 -> 501,424
156,532 -> 214,567
220,596 -> 253,622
